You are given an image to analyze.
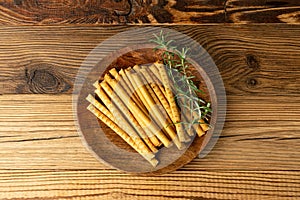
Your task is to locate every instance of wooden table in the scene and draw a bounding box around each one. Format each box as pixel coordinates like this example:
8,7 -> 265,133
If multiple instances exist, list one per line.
0,1 -> 299,199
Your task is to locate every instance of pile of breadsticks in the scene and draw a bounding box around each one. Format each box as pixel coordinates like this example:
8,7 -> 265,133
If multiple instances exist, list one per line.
86,62 -> 209,167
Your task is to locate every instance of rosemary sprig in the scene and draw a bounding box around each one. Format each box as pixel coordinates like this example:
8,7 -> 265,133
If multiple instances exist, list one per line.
150,31 -> 212,129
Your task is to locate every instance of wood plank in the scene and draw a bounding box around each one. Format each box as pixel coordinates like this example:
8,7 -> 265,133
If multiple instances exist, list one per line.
0,169 -> 299,199
0,0 -> 227,24
0,94 -> 299,171
226,0 -> 300,23
0,25 -> 299,96
0,0 -> 298,24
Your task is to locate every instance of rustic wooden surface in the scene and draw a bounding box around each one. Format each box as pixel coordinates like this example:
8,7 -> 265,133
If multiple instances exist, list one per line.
0,25 -> 299,199
0,0 -> 299,24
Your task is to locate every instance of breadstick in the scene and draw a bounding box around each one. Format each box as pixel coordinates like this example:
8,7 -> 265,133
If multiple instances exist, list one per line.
134,66 -> 184,146
147,65 -> 166,96
94,84 -> 117,123
168,70 -> 208,137
141,67 -> 177,135
110,100 -> 158,153
119,69 -> 136,97
107,99 -> 153,155
125,69 -> 150,110
93,81 -> 101,90
87,104 -> 158,167
133,65 -> 164,109
127,69 -> 168,142
109,68 -> 119,79
194,118 -> 209,137
199,118 -> 209,131
148,64 -> 163,85
146,64 -> 196,138
95,87 -> 111,111
102,76 -> 171,148
100,80 -> 159,152
141,67 -> 173,120
95,83 -> 159,150
144,66 -> 187,138
108,69 -> 160,146
187,111 -> 209,137
195,122 -> 206,137
86,94 -> 113,120
156,62 -> 190,143
110,68 -> 148,115
144,65 -> 189,141
125,69 -> 163,147
123,67 -> 146,106
132,71 -> 184,150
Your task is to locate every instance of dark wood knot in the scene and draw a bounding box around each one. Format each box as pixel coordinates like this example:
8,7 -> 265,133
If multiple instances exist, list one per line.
25,64 -> 70,94
246,78 -> 258,88
246,54 -> 260,70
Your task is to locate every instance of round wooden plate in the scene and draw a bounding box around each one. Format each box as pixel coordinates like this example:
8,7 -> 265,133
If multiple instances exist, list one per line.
73,28 -> 226,175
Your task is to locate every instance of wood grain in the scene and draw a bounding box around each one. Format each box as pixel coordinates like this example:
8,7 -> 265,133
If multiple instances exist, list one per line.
0,95 -> 299,171
0,25 -> 299,96
0,25 -> 299,198
0,94 -> 299,199
0,0 -> 298,24
0,170 -> 299,199
0,0 -> 225,24
226,0 -> 300,24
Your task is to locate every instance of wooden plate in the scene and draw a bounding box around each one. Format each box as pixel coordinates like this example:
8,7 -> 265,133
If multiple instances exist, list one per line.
74,28 -> 226,175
